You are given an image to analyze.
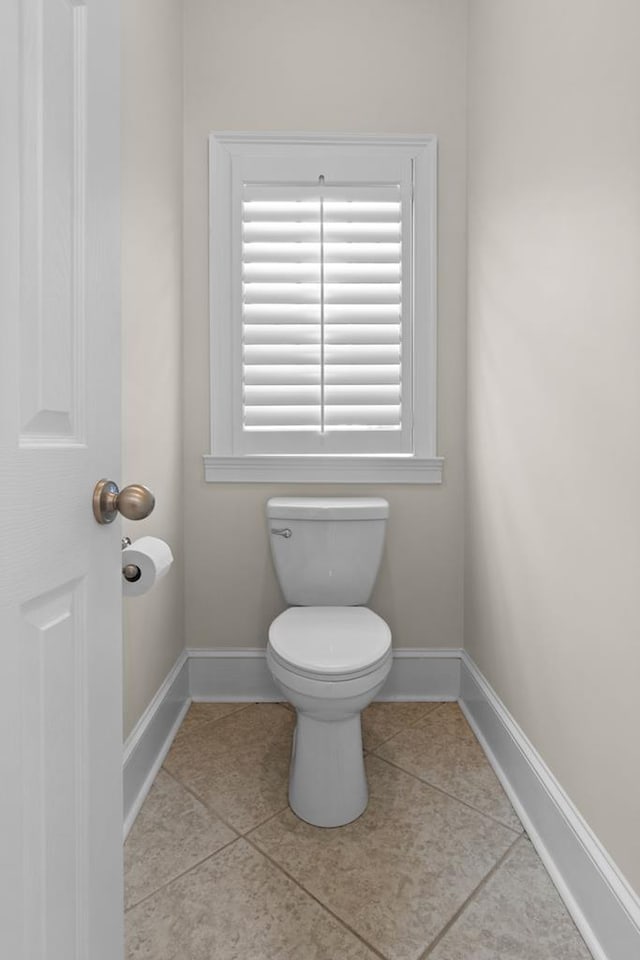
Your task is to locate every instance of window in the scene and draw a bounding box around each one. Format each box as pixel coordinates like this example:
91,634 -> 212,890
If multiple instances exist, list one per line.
205,133 -> 442,483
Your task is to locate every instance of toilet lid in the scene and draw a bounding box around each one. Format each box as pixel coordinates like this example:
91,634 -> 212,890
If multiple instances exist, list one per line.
269,607 -> 391,678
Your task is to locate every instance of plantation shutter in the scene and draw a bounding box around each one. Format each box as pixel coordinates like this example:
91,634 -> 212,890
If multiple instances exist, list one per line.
240,180 -> 409,454
208,134 -> 440,481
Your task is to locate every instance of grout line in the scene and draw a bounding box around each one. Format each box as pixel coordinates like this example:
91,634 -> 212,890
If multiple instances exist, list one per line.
238,802 -> 292,836
423,701 -> 449,716
161,704 -> 296,838
366,700 -> 467,756
375,700 -> 470,749
419,834 -> 523,958
242,801 -> 292,834
159,766 -> 240,829
364,701 -> 444,753
274,701 -> 294,714
162,762 -> 292,839
369,754 -> 523,836
159,766 -> 247,838
124,833 -> 242,914
180,700 -> 255,728
243,832 -> 390,960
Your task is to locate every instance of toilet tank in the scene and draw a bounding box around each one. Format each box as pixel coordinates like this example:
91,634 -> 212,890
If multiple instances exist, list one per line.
266,497 -> 389,606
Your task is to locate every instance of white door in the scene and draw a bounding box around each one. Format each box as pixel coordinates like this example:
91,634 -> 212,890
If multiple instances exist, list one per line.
0,0 -> 124,958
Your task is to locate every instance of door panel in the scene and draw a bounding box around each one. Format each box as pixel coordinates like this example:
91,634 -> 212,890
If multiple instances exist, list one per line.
20,0 -> 87,444
21,579 -> 88,958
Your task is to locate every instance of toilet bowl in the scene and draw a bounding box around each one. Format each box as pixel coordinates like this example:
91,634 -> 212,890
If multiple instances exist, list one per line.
265,498 -> 391,827
268,606 -> 392,827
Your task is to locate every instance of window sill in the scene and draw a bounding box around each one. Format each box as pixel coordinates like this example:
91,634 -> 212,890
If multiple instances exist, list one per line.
203,455 -> 444,484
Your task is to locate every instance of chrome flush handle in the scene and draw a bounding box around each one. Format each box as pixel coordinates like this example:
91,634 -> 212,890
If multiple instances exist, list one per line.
271,527 -> 292,538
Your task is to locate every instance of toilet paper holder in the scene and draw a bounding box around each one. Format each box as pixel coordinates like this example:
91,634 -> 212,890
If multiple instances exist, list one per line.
123,563 -> 142,583
121,537 -> 141,583
120,534 -> 174,596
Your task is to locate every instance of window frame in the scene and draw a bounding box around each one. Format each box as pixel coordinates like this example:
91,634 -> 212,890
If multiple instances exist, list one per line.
205,132 -> 442,484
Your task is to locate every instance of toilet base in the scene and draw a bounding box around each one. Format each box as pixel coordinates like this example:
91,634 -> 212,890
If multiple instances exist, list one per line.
266,641 -> 392,828
289,712 -> 367,828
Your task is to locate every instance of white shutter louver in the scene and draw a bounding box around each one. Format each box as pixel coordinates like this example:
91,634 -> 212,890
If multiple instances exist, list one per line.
241,184 -> 403,439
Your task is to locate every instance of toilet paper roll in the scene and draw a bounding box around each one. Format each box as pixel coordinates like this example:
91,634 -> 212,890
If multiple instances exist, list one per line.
122,536 -> 173,597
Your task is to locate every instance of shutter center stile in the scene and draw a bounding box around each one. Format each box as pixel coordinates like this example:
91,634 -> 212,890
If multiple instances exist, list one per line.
318,174 -> 326,436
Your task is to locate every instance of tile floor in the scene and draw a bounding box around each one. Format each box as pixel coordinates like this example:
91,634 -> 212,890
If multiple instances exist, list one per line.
125,701 -> 592,960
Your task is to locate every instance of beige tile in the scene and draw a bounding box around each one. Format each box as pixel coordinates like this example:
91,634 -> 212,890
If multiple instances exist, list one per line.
375,705 -> 522,832
429,837 -> 592,960
124,770 -> 236,910
250,755 -> 517,960
126,838 -> 379,960
361,701 -> 441,751
178,701 -> 250,732
424,702 -> 478,740
164,702 -> 294,833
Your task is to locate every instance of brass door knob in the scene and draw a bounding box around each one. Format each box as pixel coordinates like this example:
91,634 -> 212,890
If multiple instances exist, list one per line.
93,479 -> 155,525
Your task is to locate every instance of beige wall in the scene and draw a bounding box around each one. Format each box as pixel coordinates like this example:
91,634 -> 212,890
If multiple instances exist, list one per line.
183,0 -> 468,651
466,0 -> 640,893
122,0 -> 184,738
120,0 -> 640,895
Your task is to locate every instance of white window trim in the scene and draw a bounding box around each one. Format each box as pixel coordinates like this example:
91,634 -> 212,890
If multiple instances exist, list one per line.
205,132 -> 443,484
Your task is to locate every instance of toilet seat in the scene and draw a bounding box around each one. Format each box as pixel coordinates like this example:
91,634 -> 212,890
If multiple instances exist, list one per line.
268,606 -> 391,681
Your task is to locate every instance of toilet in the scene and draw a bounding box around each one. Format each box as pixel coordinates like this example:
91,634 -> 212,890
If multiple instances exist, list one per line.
266,496 -> 392,828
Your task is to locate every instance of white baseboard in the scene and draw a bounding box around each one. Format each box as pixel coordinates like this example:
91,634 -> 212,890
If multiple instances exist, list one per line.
123,651 -> 190,839
378,648 -> 461,701
188,648 -> 281,701
187,646 -> 462,702
460,652 -> 640,960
